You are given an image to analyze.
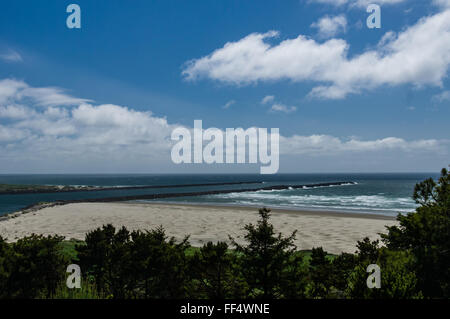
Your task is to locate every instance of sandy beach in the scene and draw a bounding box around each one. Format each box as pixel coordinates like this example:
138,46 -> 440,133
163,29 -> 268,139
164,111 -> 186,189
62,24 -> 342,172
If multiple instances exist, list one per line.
0,202 -> 398,254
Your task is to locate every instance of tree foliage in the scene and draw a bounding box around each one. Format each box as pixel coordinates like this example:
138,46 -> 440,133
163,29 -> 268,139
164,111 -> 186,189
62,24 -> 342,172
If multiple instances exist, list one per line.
382,168 -> 450,298
229,208 -> 305,298
0,234 -> 67,298
190,241 -> 247,298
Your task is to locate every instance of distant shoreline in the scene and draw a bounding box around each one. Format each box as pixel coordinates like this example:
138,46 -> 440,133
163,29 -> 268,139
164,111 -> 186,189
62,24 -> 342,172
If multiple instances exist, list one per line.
0,180 -> 264,195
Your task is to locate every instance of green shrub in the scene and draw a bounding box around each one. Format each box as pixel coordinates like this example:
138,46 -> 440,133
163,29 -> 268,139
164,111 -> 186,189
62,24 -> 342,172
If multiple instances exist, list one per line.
190,241 -> 248,299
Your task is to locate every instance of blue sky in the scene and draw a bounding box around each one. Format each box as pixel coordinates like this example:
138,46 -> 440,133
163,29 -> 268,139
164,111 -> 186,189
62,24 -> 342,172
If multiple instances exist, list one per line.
0,0 -> 449,173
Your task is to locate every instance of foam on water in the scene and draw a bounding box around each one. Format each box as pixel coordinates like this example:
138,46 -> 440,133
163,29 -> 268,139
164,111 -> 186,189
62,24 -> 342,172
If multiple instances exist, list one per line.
206,190 -> 417,215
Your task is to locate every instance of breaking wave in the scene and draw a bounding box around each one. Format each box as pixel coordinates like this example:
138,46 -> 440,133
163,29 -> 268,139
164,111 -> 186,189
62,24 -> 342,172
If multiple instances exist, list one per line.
206,191 -> 416,215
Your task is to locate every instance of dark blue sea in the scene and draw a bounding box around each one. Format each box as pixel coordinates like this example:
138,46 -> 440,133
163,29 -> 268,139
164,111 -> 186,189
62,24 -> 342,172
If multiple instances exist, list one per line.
0,173 -> 438,217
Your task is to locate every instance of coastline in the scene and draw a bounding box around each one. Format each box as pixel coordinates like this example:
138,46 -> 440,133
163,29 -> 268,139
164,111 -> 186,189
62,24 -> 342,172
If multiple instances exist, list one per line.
0,201 -> 398,254
138,201 -> 397,220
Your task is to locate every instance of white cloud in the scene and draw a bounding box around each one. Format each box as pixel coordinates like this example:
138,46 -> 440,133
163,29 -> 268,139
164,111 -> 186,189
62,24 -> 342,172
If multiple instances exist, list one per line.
0,78 -> 448,172
261,95 -> 297,113
0,79 -> 91,106
0,104 -> 35,119
270,103 -> 297,113
0,79 -> 176,169
280,135 -> 446,155
433,0 -> 450,8
261,95 -> 275,104
311,15 -> 347,38
377,31 -> 396,47
19,87 -> 91,106
433,90 -> 450,102
183,8 -> 450,99
223,100 -> 235,109
0,49 -> 22,62
0,79 -> 27,104
0,125 -> 28,142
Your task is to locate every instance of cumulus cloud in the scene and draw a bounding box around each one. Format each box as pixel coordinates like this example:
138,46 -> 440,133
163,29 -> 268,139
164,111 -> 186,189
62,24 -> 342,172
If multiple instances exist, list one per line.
0,104 -> 35,119
182,8 -> 450,99
311,15 -> 347,38
0,78 -> 448,172
0,79 -> 27,104
261,95 -> 297,113
0,79 -> 177,171
280,135 -> 447,155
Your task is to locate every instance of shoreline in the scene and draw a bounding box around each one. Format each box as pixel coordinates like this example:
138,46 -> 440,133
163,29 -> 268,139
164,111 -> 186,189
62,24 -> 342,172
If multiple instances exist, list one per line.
135,201 -> 397,220
0,199 -> 397,221
0,201 -> 398,254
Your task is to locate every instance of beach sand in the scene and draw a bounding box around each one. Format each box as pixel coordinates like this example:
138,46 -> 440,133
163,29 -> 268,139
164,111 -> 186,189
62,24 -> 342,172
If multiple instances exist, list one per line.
0,202 -> 398,254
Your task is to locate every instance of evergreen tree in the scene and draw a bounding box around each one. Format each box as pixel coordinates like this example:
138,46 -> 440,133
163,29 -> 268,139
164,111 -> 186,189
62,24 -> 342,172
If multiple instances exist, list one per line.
230,208 -> 304,298
308,247 -> 333,298
76,224 -> 134,298
190,241 -> 247,298
6,234 -> 67,298
129,226 -> 191,298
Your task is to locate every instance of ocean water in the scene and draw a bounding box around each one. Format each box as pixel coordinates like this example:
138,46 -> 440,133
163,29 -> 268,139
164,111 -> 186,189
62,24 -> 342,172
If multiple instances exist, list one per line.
0,173 -> 438,216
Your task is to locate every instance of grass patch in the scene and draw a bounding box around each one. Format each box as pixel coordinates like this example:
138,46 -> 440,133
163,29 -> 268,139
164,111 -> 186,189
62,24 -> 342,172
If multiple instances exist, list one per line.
58,239 -> 85,261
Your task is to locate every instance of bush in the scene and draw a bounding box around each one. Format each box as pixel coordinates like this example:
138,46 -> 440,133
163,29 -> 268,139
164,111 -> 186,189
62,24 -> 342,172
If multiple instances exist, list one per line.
347,248 -> 421,299
129,226 -> 191,298
190,241 -> 248,299
76,224 -> 191,298
3,234 -> 67,298
307,247 -> 333,298
75,224 -> 133,298
0,236 -> 12,298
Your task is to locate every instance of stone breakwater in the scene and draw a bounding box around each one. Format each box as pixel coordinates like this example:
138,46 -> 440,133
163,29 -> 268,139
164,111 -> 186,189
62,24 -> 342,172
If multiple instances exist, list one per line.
3,181 -> 357,218
0,181 -> 263,195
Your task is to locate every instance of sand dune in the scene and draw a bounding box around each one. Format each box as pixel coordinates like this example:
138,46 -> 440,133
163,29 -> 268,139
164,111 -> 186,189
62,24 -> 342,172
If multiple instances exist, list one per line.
0,202 -> 398,254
